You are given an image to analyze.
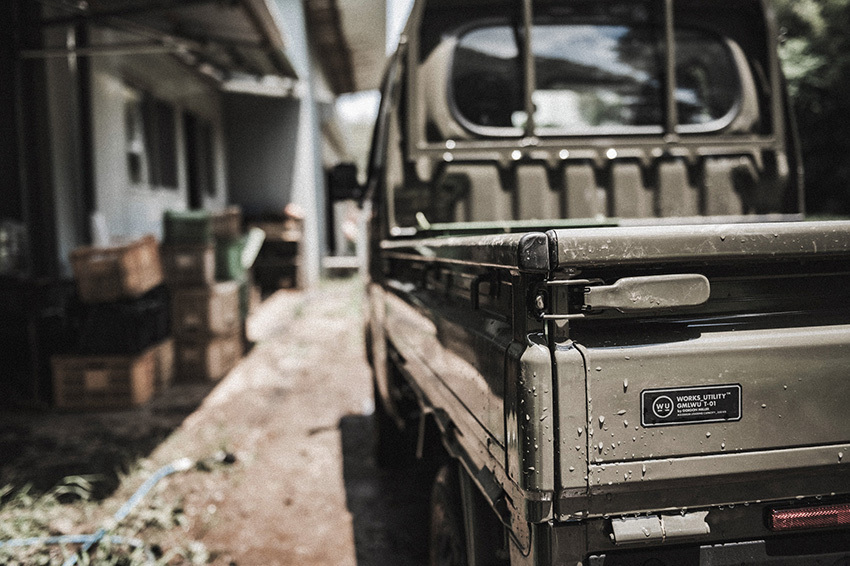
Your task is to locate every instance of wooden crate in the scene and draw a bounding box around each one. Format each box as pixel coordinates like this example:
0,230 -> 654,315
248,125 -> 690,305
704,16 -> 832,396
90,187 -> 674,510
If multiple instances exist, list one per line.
175,333 -> 242,381
212,207 -> 243,239
161,245 -> 215,287
171,281 -> 240,339
245,218 -> 302,242
51,348 -> 156,409
70,235 -> 163,304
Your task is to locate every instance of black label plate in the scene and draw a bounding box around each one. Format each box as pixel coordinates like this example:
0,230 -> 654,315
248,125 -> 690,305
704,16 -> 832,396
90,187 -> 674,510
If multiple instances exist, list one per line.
641,384 -> 741,427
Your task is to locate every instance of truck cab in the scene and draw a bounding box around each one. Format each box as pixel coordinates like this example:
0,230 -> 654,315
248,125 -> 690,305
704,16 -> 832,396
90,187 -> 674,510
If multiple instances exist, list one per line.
371,0 -> 800,235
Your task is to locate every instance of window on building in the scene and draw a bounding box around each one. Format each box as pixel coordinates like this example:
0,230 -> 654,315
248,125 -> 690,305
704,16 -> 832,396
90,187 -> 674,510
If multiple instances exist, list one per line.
124,92 -> 147,185
184,112 -> 217,207
143,96 -> 179,189
199,120 -> 216,197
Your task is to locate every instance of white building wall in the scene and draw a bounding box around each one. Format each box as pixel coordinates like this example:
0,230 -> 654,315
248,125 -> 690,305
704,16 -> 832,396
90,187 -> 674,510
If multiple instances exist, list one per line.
41,14 -> 323,281
89,70 -> 184,242
86,32 -> 229,243
271,0 -> 327,287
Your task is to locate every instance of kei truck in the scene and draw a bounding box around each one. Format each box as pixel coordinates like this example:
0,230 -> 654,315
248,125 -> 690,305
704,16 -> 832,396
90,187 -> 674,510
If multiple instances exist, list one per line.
328,0 -> 850,564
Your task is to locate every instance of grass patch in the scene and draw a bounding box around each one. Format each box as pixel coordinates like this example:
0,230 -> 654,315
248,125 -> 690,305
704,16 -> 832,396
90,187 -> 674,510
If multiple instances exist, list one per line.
0,456 -> 232,565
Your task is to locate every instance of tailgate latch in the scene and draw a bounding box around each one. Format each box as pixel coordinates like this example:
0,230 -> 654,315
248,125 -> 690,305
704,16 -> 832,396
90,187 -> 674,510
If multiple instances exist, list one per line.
540,274 -> 710,320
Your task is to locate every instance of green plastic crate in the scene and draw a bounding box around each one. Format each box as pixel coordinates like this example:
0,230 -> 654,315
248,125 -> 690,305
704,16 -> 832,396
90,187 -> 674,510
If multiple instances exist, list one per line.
163,210 -> 213,246
215,236 -> 247,282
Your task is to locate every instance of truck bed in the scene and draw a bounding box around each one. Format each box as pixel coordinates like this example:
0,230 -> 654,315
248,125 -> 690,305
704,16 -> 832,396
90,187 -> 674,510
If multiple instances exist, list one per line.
378,220 -> 850,530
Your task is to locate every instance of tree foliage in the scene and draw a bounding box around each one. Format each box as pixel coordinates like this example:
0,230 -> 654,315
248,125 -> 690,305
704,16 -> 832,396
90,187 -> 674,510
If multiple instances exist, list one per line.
774,0 -> 850,214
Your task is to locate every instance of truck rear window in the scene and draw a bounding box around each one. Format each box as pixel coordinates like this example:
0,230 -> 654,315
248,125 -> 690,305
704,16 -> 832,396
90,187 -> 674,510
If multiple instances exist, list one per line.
451,23 -> 740,135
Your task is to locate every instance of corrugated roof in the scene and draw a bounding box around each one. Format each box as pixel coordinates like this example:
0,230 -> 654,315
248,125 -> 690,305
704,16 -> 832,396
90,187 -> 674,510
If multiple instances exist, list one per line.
37,0 -> 298,81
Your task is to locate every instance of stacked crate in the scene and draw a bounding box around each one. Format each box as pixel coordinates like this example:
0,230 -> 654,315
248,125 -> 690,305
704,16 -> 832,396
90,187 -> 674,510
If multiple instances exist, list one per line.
162,210 -> 243,381
53,235 -> 173,409
212,207 -> 254,346
247,211 -> 303,291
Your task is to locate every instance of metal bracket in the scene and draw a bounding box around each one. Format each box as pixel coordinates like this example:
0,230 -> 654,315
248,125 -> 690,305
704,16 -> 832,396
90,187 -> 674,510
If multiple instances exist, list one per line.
536,279 -> 602,321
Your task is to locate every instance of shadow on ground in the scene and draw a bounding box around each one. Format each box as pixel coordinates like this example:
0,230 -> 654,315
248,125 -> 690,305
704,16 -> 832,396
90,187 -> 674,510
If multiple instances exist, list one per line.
0,287 -> 308,505
340,414 -> 432,566
0,382 -> 216,501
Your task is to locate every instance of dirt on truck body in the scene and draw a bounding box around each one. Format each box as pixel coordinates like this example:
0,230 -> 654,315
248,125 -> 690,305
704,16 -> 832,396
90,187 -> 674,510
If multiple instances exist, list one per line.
329,0 -> 850,564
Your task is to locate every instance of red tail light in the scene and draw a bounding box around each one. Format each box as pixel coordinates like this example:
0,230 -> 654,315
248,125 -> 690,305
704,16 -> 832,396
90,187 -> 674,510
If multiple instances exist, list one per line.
769,503 -> 850,531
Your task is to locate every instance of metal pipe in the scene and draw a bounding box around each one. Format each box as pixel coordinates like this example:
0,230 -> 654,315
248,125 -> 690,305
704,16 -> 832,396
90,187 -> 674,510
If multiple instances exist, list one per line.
663,0 -> 678,137
520,0 -> 536,137
37,0 -> 214,28
75,20 -> 95,244
19,42 -> 179,59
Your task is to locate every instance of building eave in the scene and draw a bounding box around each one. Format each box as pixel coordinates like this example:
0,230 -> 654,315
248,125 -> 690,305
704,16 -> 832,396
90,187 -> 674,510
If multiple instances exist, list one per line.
33,0 -> 299,83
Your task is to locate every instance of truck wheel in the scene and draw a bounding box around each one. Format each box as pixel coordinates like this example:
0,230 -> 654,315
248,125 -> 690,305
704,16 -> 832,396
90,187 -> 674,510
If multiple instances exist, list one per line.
429,462 -> 467,566
373,380 -> 418,468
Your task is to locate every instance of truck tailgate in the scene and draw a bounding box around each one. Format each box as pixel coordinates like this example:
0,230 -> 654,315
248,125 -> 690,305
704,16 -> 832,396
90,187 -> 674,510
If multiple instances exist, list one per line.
584,318 -> 850,460
583,319 -> 850,460
548,221 -> 850,517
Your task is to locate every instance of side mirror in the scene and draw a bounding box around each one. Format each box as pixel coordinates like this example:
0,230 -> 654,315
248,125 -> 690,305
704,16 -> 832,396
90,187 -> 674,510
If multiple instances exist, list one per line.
328,163 -> 363,201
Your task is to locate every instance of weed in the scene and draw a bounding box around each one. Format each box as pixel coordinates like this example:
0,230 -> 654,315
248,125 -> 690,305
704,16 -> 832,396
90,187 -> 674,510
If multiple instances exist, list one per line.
0,476 -> 97,565
0,465 -> 216,565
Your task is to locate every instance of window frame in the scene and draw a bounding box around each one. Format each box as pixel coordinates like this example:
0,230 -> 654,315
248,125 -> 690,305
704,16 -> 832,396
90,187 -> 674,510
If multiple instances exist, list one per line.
123,88 -> 149,187
447,19 -> 743,139
142,95 -> 179,190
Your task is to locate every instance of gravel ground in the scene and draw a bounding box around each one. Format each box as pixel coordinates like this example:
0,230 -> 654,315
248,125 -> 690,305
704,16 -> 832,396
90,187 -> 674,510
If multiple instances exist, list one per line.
0,276 -> 431,565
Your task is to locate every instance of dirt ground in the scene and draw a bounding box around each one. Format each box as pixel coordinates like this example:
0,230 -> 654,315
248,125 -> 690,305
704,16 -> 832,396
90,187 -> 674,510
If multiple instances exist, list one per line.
0,276 -> 432,565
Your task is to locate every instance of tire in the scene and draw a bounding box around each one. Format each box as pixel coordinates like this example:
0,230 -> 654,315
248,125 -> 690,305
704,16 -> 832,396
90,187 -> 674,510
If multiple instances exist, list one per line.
429,462 -> 467,566
373,379 -> 418,468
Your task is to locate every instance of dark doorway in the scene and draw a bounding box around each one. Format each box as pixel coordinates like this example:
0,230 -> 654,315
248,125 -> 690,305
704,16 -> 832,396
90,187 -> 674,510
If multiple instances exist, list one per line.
184,111 -> 202,210
184,111 -> 215,210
